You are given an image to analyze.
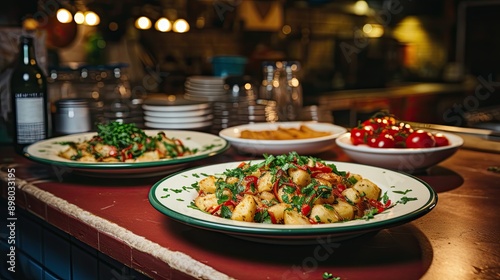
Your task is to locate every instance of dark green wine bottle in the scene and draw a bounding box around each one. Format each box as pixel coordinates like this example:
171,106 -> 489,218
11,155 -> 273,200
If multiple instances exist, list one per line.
10,35 -> 49,154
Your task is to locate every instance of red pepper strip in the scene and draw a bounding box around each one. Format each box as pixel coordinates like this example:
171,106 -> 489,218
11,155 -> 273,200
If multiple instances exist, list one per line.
384,199 -> 392,208
292,163 -> 308,171
332,188 -> 344,199
308,218 -> 319,224
243,175 -> 259,194
336,184 -> 347,193
280,179 -> 301,196
272,180 -> 280,202
301,204 -> 311,216
209,200 -> 236,215
121,145 -> 133,162
269,211 -> 278,224
174,139 -> 184,156
208,205 -> 221,215
237,162 -> 246,168
273,170 -> 285,202
309,162 -> 332,174
368,199 -> 386,213
174,138 -> 184,146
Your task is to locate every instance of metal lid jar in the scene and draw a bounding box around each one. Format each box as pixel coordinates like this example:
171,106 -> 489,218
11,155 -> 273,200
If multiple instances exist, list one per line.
54,98 -> 91,135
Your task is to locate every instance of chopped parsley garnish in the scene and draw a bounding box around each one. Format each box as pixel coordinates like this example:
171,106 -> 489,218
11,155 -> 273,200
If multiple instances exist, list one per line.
393,189 -> 412,195
397,196 -> 418,204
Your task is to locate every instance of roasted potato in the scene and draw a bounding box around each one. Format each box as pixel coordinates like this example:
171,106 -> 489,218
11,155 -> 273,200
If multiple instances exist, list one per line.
288,168 -> 311,188
333,200 -> 355,221
284,209 -> 310,225
257,171 -> 274,192
194,194 -> 218,213
267,203 -> 290,224
310,204 -> 338,223
231,194 -> 257,222
259,191 -> 277,204
342,188 -> 362,204
353,179 -> 381,201
198,176 -> 217,194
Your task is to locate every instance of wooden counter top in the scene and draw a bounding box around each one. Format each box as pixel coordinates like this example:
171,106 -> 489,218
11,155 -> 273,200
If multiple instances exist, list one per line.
1,142 -> 499,280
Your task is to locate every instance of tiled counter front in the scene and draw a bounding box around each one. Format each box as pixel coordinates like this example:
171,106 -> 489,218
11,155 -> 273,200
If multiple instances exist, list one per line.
0,152 -> 232,280
0,204 -> 149,280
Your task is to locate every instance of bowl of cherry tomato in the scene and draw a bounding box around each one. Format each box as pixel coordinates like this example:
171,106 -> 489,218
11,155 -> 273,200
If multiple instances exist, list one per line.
335,114 -> 464,173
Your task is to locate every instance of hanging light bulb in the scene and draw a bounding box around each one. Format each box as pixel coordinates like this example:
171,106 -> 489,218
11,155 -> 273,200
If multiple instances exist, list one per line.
135,16 -> 152,30
74,11 -> 85,24
363,23 -> 384,38
353,0 -> 369,15
172,18 -> 189,33
85,11 -> 100,26
56,8 -> 73,23
155,17 -> 171,32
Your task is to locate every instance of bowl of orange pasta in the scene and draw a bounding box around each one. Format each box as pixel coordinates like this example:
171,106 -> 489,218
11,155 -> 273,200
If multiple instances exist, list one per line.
218,122 -> 347,155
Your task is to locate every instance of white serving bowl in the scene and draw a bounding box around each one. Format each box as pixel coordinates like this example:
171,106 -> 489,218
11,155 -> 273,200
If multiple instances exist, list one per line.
219,122 -> 347,155
335,131 -> 464,173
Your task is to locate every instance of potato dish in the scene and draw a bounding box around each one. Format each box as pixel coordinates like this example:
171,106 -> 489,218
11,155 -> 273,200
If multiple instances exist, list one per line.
239,125 -> 331,140
192,152 -> 392,225
58,122 -> 196,162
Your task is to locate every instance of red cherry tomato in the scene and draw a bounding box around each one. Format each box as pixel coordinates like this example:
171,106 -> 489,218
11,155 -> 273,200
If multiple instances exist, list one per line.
383,125 -> 399,136
397,122 -> 414,135
350,126 -> 372,145
434,133 -> 450,147
362,117 -> 390,132
384,116 -> 397,126
390,123 -> 416,147
381,126 -> 406,147
368,133 -> 396,148
406,130 -> 436,148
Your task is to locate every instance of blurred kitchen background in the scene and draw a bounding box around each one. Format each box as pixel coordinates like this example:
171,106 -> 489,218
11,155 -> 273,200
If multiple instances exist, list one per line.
1,0 -> 499,136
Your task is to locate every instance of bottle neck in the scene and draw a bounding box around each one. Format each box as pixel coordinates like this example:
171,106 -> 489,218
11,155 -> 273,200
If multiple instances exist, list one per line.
18,36 -> 37,66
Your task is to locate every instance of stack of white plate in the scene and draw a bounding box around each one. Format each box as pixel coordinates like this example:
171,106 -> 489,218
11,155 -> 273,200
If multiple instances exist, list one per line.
298,105 -> 334,123
184,76 -> 226,102
210,76 -> 279,134
142,95 -> 213,131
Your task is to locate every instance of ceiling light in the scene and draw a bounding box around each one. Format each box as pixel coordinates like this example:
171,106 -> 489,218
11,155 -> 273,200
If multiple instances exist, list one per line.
363,23 -> 384,38
155,18 -> 171,32
135,16 -> 152,30
74,11 -> 85,24
56,8 -> 72,23
173,18 -> 189,33
353,0 -> 369,16
85,11 -> 100,26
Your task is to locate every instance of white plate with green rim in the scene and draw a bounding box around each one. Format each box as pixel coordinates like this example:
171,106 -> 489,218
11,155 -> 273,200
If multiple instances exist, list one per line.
24,130 -> 229,178
148,160 -> 437,244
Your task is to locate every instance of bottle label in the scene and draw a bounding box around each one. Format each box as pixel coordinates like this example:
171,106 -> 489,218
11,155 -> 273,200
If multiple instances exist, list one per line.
14,92 -> 46,144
